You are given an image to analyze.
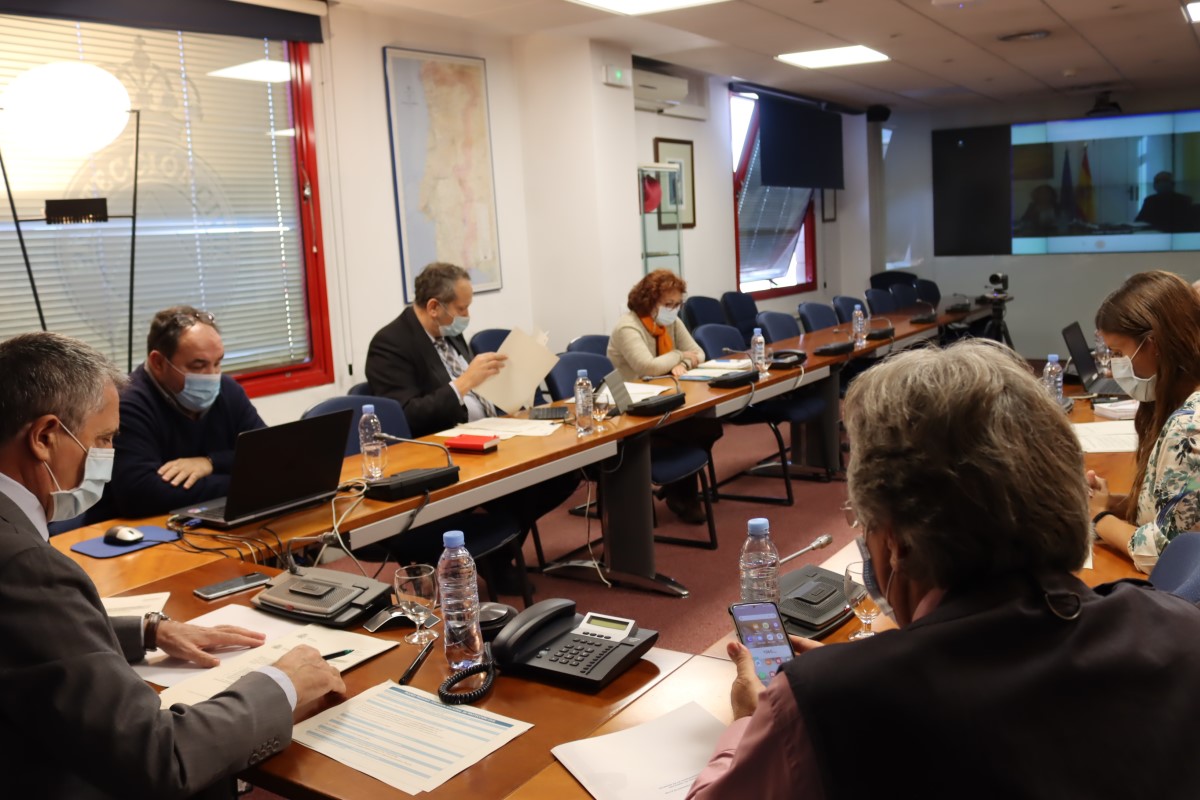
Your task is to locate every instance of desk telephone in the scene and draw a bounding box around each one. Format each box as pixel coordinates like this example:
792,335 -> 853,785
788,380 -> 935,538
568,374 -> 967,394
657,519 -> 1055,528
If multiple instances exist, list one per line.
441,599 -> 658,701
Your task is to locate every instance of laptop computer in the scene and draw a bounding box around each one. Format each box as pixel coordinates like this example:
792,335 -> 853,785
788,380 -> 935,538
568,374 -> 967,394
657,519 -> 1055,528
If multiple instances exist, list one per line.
173,408 -> 354,529
1061,322 -> 1127,397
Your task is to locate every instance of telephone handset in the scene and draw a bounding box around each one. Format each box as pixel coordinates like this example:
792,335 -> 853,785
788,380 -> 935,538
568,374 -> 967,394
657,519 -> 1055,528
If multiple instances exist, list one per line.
492,598 -> 658,692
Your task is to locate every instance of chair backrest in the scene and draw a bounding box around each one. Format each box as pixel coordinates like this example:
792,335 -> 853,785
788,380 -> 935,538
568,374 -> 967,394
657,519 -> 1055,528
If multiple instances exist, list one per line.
469,328 -> 510,355
832,295 -> 862,325
544,352 -> 614,401
566,334 -> 610,356
347,382 -> 372,396
755,311 -> 800,343
692,323 -> 746,360
914,278 -> 941,306
721,291 -> 759,345
869,270 -> 917,291
889,282 -> 919,308
1150,531 -> 1200,602
682,296 -> 724,331
864,288 -> 897,315
797,302 -> 839,333
302,394 -> 412,457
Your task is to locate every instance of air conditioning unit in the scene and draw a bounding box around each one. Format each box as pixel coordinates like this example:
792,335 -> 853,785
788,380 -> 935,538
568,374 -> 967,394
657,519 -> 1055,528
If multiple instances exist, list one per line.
633,69 -> 688,111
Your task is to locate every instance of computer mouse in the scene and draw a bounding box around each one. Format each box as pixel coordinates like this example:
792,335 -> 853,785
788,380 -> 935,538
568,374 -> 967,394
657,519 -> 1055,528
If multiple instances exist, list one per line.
103,525 -> 144,545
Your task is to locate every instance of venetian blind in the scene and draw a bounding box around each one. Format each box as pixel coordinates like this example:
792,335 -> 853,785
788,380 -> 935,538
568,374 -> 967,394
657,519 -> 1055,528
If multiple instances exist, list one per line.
736,133 -> 813,285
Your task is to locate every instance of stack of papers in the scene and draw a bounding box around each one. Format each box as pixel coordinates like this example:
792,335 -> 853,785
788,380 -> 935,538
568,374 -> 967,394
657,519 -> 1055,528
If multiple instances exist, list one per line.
1072,420 -> 1138,453
683,359 -> 751,381
435,417 -> 560,438
1092,399 -> 1138,420
293,682 -> 532,793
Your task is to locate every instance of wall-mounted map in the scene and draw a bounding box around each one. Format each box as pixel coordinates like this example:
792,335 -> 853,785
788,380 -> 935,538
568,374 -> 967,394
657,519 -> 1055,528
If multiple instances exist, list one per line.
384,48 -> 502,300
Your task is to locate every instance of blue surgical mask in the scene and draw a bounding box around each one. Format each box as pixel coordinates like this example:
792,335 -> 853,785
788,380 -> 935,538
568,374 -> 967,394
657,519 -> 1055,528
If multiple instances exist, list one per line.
43,424 -> 113,521
167,360 -> 222,413
855,535 -> 896,620
438,305 -> 470,338
655,305 -> 680,326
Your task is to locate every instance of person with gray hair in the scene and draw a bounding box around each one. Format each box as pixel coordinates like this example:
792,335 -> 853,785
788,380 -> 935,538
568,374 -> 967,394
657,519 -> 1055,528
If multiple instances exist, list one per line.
0,331 -> 345,799
689,339 -> 1200,798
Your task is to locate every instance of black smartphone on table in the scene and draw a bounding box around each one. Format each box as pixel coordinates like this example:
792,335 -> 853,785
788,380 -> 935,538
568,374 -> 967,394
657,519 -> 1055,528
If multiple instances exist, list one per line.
729,601 -> 795,686
193,571 -> 271,600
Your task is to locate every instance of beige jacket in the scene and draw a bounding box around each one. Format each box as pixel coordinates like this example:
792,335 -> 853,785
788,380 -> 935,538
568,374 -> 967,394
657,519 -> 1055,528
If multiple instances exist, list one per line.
607,310 -> 704,380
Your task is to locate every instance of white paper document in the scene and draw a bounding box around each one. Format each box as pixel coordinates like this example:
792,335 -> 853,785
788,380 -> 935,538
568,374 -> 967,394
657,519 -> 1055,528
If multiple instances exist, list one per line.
572,383 -> 666,404
1092,399 -> 1139,420
473,327 -> 559,413
134,604 -> 306,687
1073,420 -> 1138,453
293,682 -> 533,794
552,701 -> 725,799
102,591 -> 169,619
435,417 -> 561,438
157,624 -> 396,707
682,359 -> 752,381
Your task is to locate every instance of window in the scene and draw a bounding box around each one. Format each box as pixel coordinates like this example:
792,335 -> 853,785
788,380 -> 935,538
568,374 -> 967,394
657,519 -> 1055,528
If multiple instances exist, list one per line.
0,14 -> 331,396
731,93 -> 816,298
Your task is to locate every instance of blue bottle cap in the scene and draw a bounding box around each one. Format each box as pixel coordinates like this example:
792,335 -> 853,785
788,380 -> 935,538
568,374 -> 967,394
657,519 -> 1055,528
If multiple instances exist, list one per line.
362,404 -> 374,414
577,369 -> 588,378
854,304 -> 862,310
748,518 -> 770,536
443,530 -> 465,548
753,327 -> 762,336
1048,354 -> 1059,363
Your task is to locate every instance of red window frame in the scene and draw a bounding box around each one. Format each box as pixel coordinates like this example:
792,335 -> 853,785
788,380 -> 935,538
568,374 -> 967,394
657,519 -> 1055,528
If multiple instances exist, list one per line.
236,41 -> 334,398
731,96 -> 818,301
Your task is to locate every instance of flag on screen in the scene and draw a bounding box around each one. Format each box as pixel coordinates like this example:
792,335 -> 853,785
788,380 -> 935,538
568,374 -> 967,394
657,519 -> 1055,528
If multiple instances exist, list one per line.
1076,147 -> 1095,223
1060,151 -> 1078,222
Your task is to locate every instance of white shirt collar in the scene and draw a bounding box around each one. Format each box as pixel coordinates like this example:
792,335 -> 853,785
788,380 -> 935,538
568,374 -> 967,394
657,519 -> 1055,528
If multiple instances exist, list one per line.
0,470 -> 50,542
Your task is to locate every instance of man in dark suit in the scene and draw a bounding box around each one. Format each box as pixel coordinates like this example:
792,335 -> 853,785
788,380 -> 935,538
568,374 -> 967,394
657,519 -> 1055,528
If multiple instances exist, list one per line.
1136,171 -> 1194,232
0,332 -> 344,799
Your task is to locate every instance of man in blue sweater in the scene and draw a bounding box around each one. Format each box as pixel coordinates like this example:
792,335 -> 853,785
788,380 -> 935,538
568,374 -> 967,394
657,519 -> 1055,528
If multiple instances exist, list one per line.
88,307 -> 264,522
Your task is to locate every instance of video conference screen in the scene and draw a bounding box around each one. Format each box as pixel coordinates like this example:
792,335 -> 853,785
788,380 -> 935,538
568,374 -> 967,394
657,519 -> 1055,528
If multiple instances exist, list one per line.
932,110 -> 1200,256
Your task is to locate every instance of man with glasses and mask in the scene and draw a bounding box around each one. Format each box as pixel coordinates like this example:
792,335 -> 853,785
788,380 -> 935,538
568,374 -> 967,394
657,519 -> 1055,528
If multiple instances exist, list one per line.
88,305 -> 265,521
0,332 -> 344,799
688,340 -> 1200,798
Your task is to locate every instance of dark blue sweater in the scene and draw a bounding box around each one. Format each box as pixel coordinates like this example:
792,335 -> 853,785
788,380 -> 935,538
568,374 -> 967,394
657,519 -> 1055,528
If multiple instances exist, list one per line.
88,365 -> 265,521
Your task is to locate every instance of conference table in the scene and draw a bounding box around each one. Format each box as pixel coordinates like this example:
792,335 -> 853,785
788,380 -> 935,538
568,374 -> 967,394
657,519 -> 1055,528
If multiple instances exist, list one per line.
56,302 -> 990,600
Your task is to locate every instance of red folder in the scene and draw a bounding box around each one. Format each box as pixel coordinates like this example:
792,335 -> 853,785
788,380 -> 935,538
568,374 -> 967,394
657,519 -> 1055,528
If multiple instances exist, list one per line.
445,433 -> 500,453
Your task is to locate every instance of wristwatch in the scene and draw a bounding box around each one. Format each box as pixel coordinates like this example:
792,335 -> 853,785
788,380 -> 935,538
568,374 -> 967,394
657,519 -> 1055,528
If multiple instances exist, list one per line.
144,611 -> 170,651
1091,510 -> 1115,536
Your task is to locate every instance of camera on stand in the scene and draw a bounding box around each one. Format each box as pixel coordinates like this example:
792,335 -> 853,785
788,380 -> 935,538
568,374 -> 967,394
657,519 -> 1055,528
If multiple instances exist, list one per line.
978,273 -> 1013,347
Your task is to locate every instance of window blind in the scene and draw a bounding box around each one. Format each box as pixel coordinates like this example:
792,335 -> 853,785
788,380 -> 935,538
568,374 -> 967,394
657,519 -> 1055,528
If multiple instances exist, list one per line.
736,134 -> 813,285
0,14 -> 311,373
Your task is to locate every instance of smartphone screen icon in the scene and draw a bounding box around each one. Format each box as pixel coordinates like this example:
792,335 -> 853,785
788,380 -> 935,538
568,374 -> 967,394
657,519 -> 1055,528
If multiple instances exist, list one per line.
730,602 -> 794,686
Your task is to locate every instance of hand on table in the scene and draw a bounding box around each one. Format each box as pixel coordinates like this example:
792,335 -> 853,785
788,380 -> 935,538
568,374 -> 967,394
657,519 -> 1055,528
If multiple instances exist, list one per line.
1086,470 -> 1111,518
273,645 -> 346,706
456,352 -> 507,394
670,363 -> 689,378
682,349 -> 703,369
159,457 -> 213,489
156,620 -> 266,668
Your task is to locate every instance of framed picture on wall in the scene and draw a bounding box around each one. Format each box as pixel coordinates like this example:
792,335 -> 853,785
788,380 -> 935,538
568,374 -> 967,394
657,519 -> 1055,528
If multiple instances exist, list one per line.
653,137 -> 696,229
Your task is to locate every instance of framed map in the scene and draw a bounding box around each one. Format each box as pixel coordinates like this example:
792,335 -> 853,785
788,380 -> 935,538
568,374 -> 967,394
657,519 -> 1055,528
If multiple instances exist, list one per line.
384,48 -> 502,301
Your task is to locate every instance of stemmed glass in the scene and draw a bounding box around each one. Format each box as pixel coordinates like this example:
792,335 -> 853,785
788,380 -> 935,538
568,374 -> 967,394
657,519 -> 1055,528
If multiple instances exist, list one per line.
843,561 -> 880,640
592,391 -> 611,433
394,564 -> 438,645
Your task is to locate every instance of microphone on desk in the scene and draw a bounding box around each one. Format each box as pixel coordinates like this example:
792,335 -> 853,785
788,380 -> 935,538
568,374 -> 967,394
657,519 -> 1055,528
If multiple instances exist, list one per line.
865,316 -> 895,341
909,300 -> 938,325
365,433 -> 460,502
946,293 -> 972,314
640,372 -> 684,394
627,373 -> 687,417
779,534 -> 833,565
376,432 -> 454,468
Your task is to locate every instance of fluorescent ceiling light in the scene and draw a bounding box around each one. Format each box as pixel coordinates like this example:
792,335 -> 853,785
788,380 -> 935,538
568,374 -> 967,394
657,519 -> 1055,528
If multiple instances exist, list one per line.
1188,2 -> 1200,23
207,59 -> 291,83
777,45 -> 889,69
567,0 -> 730,15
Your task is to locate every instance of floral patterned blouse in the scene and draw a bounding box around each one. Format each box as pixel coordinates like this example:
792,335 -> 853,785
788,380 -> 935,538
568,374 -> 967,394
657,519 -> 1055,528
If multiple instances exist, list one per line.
1130,391 -> 1200,573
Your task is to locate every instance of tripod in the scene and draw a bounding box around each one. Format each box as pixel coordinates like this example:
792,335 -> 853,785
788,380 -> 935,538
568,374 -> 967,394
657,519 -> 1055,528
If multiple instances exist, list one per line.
982,299 -> 1013,348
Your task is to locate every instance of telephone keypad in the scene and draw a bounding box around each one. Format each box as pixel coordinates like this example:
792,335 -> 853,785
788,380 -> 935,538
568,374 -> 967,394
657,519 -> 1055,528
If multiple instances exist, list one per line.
546,637 -> 617,674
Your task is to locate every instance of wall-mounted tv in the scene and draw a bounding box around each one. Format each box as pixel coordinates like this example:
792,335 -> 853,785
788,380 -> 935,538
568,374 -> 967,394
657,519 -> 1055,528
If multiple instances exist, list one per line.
932,110 -> 1200,256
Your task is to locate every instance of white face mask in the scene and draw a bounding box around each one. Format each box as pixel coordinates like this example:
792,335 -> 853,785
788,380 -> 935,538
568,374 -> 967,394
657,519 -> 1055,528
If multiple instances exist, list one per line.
1110,337 -> 1156,402
43,424 -> 114,521
655,305 -> 680,326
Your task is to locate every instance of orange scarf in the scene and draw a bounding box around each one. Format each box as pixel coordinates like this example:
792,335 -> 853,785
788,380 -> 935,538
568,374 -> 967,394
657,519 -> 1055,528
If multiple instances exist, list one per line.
640,315 -> 674,356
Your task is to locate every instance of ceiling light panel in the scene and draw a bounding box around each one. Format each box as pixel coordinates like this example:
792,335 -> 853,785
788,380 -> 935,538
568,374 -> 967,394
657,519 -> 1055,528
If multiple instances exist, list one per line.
777,45 -> 890,69
566,0 -> 731,15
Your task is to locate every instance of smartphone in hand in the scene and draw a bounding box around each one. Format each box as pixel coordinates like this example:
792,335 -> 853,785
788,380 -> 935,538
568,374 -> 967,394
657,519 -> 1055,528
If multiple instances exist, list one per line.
730,601 -> 795,686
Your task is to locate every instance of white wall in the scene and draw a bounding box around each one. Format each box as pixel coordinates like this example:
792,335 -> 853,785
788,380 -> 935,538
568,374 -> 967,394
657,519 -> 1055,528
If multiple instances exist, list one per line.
883,90 -> 1200,359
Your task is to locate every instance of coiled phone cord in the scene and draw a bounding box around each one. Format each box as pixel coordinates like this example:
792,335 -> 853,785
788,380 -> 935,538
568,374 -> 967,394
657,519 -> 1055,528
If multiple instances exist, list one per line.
438,644 -> 496,705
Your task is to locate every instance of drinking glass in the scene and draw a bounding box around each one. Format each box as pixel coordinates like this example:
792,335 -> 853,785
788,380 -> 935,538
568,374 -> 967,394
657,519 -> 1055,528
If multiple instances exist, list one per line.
592,392 -> 611,433
1094,331 -> 1112,377
843,562 -> 880,640
394,564 -> 438,645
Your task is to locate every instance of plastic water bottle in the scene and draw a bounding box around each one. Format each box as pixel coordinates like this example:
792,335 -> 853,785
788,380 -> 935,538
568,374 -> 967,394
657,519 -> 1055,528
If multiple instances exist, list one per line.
751,327 -> 768,379
358,404 -> 385,479
852,305 -> 867,350
739,518 -> 779,604
437,530 -> 484,671
1042,354 -> 1064,402
574,370 -> 595,437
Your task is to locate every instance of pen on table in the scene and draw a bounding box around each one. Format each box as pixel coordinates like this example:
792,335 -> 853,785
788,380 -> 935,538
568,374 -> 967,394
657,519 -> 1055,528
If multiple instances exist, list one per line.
321,649 -> 354,661
399,639 -> 435,685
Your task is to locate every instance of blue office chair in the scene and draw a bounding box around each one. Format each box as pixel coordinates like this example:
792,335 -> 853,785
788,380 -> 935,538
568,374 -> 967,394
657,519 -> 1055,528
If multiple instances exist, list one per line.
347,382 -> 372,396
566,334 -> 610,356
470,328 -> 509,355
832,296 -> 862,325
869,270 -> 916,291
889,282 -> 919,308
692,324 -> 827,504
756,311 -> 801,344
304,395 -> 534,606
545,352 -> 717,548
915,279 -> 941,306
1150,532 -> 1200,602
721,291 -> 759,347
798,302 -> 839,333
682,296 -> 725,332
864,288 -> 897,316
